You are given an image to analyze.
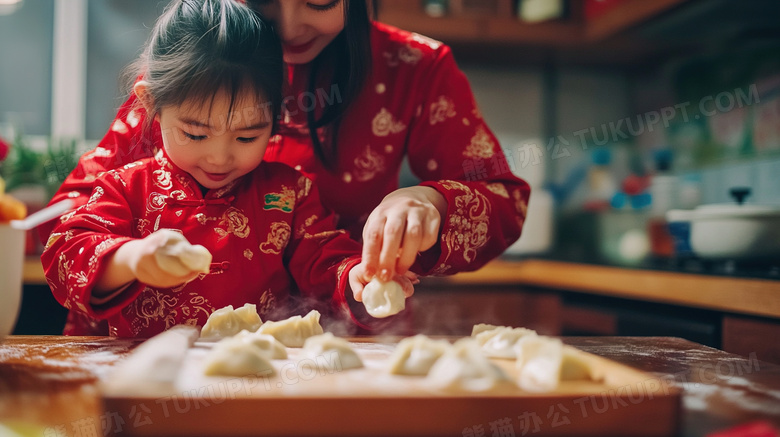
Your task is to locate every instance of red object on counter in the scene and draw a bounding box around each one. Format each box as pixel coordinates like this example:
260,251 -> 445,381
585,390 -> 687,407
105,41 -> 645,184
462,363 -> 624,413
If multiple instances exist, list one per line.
621,174 -> 650,196
707,421 -> 780,437
584,0 -> 627,21
0,135 -> 9,162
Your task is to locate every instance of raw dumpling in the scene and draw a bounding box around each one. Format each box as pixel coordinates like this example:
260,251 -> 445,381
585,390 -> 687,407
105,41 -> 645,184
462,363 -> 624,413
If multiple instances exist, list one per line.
233,330 -> 287,359
426,338 -> 508,392
200,303 -> 263,340
203,336 -> 274,377
256,310 -> 323,347
560,347 -> 602,382
302,333 -> 363,370
154,229 -> 212,275
475,326 -> 537,359
233,304 -> 263,332
471,323 -> 500,337
514,336 -> 601,392
362,278 -> 405,318
387,334 -> 450,376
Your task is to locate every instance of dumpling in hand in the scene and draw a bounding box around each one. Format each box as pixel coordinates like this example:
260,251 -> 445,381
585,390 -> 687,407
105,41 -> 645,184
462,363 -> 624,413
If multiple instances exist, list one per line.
387,334 -> 450,376
426,338 -> 508,392
362,278 -> 405,318
475,326 -> 537,359
200,303 -> 263,340
256,310 -> 323,347
233,330 -> 287,359
203,336 -> 274,377
302,333 -> 362,370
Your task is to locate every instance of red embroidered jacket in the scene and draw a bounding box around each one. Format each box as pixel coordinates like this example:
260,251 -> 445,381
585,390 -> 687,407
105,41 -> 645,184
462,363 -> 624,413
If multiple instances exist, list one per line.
43,23 -> 530,335
41,150 -> 371,338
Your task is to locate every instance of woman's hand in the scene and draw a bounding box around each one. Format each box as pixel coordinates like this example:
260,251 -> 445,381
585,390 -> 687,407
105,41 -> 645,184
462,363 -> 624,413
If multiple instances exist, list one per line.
361,186 -> 447,281
94,230 -> 211,295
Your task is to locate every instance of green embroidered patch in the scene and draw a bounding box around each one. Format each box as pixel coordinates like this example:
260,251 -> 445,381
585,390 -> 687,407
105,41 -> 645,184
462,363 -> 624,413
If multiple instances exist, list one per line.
264,193 -> 293,212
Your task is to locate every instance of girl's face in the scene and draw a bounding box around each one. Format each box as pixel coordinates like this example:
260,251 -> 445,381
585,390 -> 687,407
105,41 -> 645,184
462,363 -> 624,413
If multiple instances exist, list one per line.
252,0 -> 345,64
137,83 -> 273,190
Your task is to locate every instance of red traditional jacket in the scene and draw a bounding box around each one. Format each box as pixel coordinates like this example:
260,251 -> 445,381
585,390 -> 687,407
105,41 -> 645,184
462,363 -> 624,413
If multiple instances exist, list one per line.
41,149 -> 370,338
44,23 -> 531,335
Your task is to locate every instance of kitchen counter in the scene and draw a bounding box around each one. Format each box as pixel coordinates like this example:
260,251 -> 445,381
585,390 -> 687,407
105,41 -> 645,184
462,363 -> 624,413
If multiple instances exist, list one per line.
424,259 -> 780,320
1,335 -> 778,437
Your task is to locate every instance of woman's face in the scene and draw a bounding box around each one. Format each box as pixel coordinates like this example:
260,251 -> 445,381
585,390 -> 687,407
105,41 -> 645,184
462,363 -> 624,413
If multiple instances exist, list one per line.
252,0 -> 345,65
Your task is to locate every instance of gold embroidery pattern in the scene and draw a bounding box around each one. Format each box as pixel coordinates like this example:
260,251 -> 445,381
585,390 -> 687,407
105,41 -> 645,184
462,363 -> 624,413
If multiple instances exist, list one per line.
297,214 -> 319,238
429,263 -> 453,276
464,126 -> 496,159
128,287 -> 178,335
153,168 -> 173,190
440,181 -> 491,264
398,44 -> 422,65
296,176 -> 312,200
372,108 -> 407,137
513,188 -> 528,216
485,182 -> 510,199
136,218 -> 150,236
58,252 -> 73,285
213,180 -> 238,198
336,258 -> 354,283
244,249 -> 254,260
411,33 -> 443,50
256,289 -> 276,317
215,207 -> 250,240
45,230 -> 74,251
303,229 -> 346,240
147,192 -> 167,214
83,146 -> 112,161
430,96 -> 457,125
81,214 -> 116,228
259,222 -> 291,255
353,145 -> 386,182
86,186 -> 105,209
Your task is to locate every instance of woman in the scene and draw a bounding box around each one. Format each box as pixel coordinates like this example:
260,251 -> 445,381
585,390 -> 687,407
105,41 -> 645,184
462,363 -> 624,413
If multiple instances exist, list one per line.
43,0 -> 530,335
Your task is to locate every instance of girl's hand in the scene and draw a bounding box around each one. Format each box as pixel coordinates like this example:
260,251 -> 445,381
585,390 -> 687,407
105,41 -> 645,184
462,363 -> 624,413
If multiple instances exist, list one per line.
348,261 -> 418,303
131,230 -> 211,288
96,230 -> 211,295
361,186 -> 447,282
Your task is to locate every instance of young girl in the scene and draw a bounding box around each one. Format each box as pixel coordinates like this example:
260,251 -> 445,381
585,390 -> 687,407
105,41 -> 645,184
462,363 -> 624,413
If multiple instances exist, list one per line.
41,0 -> 412,338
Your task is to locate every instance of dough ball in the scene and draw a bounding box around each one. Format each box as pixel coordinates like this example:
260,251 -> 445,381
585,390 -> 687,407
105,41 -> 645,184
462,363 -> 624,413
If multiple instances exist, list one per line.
362,278 -> 405,318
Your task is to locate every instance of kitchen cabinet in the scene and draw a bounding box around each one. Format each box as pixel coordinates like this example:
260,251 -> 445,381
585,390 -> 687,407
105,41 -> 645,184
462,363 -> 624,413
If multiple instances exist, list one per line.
375,0 -> 698,66
723,315 -> 780,365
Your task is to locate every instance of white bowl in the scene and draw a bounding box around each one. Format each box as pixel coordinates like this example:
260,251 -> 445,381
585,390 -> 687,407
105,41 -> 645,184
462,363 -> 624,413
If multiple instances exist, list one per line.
0,224 -> 25,340
667,204 -> 780,260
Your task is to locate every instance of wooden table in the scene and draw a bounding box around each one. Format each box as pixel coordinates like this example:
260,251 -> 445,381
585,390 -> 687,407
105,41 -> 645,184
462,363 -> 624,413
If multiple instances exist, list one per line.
0,336 -> 779,437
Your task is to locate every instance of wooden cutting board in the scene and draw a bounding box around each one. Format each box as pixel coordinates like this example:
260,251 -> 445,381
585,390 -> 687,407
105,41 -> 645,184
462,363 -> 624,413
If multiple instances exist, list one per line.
101,337 -> 681,436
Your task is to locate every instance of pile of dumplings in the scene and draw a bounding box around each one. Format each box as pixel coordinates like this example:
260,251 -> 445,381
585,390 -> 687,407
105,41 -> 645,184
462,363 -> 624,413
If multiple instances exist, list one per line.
198,305 -> 601,393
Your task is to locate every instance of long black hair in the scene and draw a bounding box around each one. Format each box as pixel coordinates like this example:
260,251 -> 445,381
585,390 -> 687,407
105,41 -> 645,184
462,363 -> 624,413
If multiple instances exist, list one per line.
127,0 -> 284,132
248,0 -> 375,170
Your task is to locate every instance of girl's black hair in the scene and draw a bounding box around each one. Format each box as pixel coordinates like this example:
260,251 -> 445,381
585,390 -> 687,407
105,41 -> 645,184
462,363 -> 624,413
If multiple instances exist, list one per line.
127,0 -> 284,132
247,0 -> 375,170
